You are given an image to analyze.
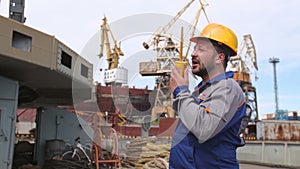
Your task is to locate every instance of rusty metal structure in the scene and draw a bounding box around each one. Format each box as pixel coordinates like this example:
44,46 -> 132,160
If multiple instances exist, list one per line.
257,120 -> 300,141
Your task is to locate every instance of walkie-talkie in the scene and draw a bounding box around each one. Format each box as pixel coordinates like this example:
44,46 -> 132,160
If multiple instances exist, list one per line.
175,27 -> 187,77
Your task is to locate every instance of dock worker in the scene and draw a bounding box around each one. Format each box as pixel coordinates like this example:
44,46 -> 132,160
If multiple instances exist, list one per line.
169,23 -> 247,169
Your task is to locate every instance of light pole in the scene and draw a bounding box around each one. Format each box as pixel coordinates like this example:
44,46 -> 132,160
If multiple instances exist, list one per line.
269,57 -> 280,114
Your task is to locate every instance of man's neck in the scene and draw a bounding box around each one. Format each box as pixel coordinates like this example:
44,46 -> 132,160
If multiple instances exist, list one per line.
201,70 -> 225,83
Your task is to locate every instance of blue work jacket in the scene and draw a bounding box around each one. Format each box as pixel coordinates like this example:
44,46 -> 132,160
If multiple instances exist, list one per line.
169,71 -> 246,169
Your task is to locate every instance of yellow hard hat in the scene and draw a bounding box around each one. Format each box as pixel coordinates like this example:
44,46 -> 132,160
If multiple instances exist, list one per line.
190,23 -> 238,56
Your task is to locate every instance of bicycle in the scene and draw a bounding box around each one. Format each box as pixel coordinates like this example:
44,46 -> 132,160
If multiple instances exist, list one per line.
62,137 -> 92,166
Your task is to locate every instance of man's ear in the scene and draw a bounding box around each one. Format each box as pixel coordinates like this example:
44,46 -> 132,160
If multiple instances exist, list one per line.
216,53 -> 225,64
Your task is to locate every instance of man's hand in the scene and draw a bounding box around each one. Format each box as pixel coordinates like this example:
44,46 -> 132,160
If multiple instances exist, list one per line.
170,67 -> 189,93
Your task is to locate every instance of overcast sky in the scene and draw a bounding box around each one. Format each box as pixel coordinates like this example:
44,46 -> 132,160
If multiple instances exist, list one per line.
1,0 -> 300,118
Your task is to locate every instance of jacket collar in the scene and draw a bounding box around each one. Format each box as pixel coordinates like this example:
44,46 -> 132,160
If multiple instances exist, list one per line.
195,71 -> 234,90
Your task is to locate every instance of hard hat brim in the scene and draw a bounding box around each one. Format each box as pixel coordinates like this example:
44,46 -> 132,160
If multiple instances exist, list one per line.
190,36 -> 209,43
189,36 -> 237,56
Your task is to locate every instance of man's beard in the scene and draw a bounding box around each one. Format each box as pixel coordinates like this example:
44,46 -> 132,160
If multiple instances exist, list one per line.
192,66 -> 208,77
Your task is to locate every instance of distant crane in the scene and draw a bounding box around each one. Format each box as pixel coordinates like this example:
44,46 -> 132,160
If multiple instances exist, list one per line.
99,17 -> 127,86
97,16 -> 128,128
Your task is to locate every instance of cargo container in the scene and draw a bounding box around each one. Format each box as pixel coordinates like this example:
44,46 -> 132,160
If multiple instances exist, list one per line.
256,120 -> 300,141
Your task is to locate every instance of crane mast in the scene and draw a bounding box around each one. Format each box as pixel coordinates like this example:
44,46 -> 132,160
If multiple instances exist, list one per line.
99,17 -> 127,86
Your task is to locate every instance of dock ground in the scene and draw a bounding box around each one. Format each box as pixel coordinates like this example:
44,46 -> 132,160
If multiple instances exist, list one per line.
240,163 -> 298,169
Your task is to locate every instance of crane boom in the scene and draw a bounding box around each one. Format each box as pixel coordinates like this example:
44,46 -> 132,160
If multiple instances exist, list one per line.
184,0 -> 210,58
142,0 -> 196,49
99,17 -> 124,70
230,34 -> 258,74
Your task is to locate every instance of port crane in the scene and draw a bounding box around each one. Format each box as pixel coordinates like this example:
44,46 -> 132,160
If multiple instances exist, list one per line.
99,16 -> 128,86
98,16 -> 128,127
228,34 -> 259,122
139,0 -> 210,119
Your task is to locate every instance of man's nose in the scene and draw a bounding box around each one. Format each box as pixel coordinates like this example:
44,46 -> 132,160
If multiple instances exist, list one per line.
191,51 -> 197,58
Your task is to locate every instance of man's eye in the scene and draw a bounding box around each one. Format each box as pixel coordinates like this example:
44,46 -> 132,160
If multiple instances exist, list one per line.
196,47 -> 205,51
